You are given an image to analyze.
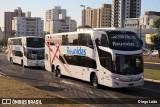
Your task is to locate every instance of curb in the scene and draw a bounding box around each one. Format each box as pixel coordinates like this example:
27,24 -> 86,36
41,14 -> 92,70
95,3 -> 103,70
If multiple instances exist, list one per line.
144,78 -> 160,83
144,62 -> 160,65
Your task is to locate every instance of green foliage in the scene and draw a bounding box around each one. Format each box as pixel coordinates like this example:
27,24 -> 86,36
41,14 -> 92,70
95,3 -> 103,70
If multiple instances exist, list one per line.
0,38 -> 7,46
150,34 -> 160,50
154,18 -> 160,32
41,31 -> 50,38
11,30 -> 16,36
78,25 -> 92,28
57,29 -> 61,33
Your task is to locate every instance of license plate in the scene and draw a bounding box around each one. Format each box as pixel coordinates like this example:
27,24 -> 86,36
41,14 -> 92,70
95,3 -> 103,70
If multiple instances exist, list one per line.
128,83 -> 134,86
36,64 -> 39,66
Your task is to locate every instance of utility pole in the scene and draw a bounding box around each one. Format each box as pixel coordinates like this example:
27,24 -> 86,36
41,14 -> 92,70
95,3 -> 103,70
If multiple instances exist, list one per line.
80,5 -> 85,30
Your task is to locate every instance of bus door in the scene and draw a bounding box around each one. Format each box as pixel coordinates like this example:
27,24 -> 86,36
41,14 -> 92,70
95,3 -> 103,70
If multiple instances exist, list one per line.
80,56 -> 97,81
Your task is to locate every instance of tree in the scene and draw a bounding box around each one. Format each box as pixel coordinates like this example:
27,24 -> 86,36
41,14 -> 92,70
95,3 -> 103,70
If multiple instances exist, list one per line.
154,18 -> 160,32
0,38 -> 7,46
78,25 -> 92,29
57,29 -> 61,33
150,18 -> 160,58
11,30 -> 16,36
41,31 -> 50,38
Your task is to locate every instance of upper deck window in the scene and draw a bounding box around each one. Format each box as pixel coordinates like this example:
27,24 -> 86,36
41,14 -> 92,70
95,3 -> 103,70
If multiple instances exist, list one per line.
27,38 -> 44,48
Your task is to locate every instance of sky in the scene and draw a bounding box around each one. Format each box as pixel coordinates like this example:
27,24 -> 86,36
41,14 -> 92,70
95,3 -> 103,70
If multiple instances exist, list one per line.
0,0 -> 160,29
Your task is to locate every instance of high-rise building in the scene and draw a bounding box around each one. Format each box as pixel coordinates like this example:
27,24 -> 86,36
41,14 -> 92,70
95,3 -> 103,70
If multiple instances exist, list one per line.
81,4 -> 111,28
111,0 -> 141,28
4,7 -> 25,37
81,7 -> 92,27
97,4 -> 111,28
91,9 -> 98,28
12,14 -> 44,37
45,6 -> 77,34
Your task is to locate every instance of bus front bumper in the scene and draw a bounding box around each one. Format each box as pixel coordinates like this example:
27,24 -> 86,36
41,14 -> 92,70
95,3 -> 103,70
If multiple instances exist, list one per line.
27,60 -> 44,67
111,79 -> 144,88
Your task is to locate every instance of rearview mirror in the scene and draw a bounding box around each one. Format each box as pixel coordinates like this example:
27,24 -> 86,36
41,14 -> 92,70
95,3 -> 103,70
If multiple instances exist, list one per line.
139,39 -> 143,47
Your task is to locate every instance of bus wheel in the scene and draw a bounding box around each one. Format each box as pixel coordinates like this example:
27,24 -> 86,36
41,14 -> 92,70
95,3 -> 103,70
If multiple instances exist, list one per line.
10,57 -> 13,64
56,67 -> 61,78
92,75 -> 99,88
21,60 -> 25,68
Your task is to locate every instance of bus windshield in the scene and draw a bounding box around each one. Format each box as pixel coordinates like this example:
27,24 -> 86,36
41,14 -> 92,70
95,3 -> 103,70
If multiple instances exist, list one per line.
27,49 -> 44,60
113,54 -> 143,75
27,38 -> 44,48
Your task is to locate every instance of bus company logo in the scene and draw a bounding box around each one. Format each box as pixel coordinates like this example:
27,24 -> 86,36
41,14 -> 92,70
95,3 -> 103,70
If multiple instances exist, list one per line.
2,99 -> 11,104
67,47 -> 86,55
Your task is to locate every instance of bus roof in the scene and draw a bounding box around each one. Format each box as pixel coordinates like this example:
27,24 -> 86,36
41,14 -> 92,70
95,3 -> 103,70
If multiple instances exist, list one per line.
46,28 -> 136,37
8,36 -> 43,39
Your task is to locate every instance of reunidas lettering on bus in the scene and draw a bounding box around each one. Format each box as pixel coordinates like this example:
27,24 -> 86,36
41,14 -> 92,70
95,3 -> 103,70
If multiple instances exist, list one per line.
67,47 -> 86,55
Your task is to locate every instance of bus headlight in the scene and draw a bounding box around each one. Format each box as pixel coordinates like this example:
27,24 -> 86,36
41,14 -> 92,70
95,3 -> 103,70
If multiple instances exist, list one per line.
28,60 -> 33,63
112,75 -> 122,81
141,76 -> 144,79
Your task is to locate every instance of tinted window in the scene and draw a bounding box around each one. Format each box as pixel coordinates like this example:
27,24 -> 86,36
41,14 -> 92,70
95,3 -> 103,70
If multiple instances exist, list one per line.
60,54 -> 97,69
97,47 -> 112,71
95,34 -> 109,47
62,33 -> 93,48
14,50 -> 23,57
78,33 -> 93,48
27,38 -> 44,48
13,38 -> 22,45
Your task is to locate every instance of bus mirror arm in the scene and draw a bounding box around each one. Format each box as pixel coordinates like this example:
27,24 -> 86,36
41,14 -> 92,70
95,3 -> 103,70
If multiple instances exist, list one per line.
112,51 -> 116,62
142,47 -> 152,59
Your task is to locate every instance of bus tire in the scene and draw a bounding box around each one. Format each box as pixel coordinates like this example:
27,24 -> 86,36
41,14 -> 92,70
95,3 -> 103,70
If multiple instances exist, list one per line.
10,57 -> 14,64
92,75 -> 99,88
21,60 -> 25,68
56,67 -> 62,78
52,65 -> 55,73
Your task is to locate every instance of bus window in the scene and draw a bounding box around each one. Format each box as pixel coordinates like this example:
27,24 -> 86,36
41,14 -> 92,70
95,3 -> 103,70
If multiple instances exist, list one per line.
97,47 -> 112,71
95,34 -> 109,47
78,33 -> 93,48
27,38 -> 44,48
62,35 -> 69,45
63,54 -> 97,69
67,34 -> 78,45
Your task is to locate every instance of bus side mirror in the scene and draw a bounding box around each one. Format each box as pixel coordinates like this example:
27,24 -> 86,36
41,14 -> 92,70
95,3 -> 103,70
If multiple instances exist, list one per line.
139,39 -> 143,47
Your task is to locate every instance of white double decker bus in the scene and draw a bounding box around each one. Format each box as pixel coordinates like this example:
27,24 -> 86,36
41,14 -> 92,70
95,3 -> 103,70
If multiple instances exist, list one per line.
7,36 -> 44,67
45,29 -> 150,88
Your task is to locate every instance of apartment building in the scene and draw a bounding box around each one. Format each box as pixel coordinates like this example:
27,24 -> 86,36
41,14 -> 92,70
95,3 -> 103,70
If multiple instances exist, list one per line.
12,12 -> 44,37
91,9 -> 98,28
140,11 -> 160,29
4,7 -> 25,37
81,4 -> 111,28
125,18 -> 139,28
125,11 -> 160,29
111,0 -> 141,28
97,4 -> 111,28
45,6 -> 77,34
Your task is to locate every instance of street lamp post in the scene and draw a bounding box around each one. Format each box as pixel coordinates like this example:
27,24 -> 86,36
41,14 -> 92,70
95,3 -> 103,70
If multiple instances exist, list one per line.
80,5 -> 85,30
